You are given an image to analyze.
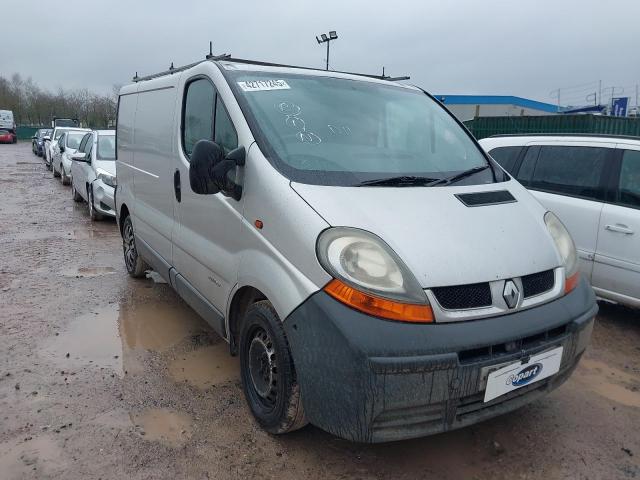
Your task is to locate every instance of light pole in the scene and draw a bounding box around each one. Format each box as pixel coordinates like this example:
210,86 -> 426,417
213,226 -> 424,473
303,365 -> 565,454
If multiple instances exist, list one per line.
316,31 -> 338,70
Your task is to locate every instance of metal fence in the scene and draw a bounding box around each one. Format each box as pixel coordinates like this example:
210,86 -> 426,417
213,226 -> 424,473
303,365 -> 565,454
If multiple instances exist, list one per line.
16,126 -> 49,140
463,115 -> 640,140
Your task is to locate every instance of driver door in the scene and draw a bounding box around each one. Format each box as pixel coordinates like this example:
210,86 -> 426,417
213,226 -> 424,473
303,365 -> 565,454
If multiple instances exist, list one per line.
71,133 -> 93,199
172,75 -> 244,330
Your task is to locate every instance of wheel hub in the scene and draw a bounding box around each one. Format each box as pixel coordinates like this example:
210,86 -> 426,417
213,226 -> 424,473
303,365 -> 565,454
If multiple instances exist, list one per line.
248,330 -> 277,400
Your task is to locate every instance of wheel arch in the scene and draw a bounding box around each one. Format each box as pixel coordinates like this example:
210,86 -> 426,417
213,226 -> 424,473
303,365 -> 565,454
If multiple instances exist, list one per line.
227,286 -> 267,355
118,203 -> 130,236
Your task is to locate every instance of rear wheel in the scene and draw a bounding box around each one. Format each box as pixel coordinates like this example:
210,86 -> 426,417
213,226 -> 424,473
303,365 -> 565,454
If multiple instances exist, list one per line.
240,301 -> 307,434
122,215 -> 148,278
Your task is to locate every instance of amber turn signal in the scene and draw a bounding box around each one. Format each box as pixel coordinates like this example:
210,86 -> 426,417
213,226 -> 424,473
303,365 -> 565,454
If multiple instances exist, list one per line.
323,278 -> 434,323
564,272 -> 579,294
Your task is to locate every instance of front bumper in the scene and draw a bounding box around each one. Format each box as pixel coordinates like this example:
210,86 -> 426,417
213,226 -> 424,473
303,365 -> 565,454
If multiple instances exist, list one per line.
92,180 -> 116,217
284,278 -> 597,443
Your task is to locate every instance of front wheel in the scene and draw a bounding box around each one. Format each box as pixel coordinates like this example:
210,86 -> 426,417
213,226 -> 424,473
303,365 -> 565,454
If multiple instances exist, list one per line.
88,186 -> 103,221
122,215 -> 148,278
52,161 -> 60,177
71,182 -> 82,202
240,301 -> 307,434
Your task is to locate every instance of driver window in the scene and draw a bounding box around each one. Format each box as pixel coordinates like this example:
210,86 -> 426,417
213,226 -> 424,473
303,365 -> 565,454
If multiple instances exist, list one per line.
78,133 -> 91,153
183,78 -> 215,158
214,96 -> 238,155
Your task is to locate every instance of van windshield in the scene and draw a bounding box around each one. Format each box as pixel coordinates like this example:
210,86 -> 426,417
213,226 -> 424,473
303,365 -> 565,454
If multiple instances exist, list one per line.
228,71 -> 493,186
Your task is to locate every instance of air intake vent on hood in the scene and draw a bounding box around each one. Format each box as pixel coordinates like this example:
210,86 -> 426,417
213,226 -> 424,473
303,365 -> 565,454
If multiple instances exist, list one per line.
455,190 -> 516,207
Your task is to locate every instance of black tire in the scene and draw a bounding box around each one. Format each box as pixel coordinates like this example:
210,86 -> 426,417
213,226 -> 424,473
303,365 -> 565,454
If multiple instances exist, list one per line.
60,166 -> 70,185
240,301 -> 307,434
121,215 -> 148,278
71,181 -> 82,202
88,186 -> 103,221
52,162 -> 60,177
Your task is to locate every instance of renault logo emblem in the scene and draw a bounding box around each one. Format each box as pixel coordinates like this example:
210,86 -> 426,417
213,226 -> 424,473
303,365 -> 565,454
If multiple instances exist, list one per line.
503,280 -> 520,309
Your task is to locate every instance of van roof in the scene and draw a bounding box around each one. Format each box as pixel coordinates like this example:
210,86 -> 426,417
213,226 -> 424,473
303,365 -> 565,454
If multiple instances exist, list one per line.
128,57 -> 413,90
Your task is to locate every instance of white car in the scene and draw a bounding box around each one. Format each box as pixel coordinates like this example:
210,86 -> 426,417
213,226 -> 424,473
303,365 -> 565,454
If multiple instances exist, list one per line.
70,130 -> 116,220
479,134 -> 640,309
44,127 -> 89,169
52,129 -> 92,185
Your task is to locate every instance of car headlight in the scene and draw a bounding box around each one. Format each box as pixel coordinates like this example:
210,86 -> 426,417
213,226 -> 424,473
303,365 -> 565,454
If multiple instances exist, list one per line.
317,227 -> 433,322
96,168 -> 117,188
544,212 -> 579,293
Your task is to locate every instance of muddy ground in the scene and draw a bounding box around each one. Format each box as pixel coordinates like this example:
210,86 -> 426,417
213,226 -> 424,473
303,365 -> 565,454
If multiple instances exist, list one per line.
0,142 -> 639,480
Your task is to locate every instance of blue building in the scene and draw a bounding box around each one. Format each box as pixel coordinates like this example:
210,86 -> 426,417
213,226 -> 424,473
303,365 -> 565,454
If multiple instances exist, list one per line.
435,95 -> 559,121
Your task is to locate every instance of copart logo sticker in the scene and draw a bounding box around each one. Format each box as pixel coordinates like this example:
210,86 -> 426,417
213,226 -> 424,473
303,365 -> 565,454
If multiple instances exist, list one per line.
506,363 -> 542,386
237,80 -> 290,92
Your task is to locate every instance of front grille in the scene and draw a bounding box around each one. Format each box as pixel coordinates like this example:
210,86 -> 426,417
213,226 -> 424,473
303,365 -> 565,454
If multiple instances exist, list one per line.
432,282 -> 492,310
458,324 -> 568,364
522,269 -> 555,298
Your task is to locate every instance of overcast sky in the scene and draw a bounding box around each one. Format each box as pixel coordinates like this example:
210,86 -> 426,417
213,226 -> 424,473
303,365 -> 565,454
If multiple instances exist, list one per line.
3,0 -> 640,106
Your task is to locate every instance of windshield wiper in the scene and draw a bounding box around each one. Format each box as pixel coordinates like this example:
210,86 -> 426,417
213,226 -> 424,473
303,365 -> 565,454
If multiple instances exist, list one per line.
355,175 -> 439,187
427,165 -> 491,187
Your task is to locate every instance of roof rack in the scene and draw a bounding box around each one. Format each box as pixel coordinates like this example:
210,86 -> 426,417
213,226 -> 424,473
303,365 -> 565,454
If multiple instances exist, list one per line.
133,42 -> 410,83
489,133 -> 640,141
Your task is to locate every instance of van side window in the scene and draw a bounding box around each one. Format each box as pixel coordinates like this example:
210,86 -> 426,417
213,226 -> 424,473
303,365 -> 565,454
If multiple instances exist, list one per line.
488,146 -> 522,174
214,96 -> 238,155
183,79 -> 215,157
529,146 -> 607,201
617,150 -> 640,209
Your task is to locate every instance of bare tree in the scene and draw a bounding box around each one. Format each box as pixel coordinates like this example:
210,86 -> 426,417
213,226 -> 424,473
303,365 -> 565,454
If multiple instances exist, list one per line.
0,73 -> 117,128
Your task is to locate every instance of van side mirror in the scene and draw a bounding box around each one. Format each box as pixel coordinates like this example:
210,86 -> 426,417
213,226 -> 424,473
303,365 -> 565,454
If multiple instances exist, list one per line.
71,152 -> 87,162
189,140 -> 245,201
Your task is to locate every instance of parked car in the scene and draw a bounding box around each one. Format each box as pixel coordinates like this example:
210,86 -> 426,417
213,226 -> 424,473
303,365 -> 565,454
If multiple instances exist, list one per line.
479,134 -> 640,309
0,129 -> 16,144
32,129 -> 51,156
115,58 -> 597,443
0,110 -> 16,137
52,129 -> 93,185
44,126 -> 90,169
70,130 -> 116,220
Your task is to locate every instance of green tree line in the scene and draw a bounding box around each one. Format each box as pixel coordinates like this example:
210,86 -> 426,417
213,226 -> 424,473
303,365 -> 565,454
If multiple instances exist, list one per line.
0,73 -> 118,128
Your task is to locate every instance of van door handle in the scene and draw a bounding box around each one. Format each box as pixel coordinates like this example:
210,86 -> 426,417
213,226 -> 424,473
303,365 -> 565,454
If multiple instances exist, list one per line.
173,169 -> 181,203
605,224 -> 634,235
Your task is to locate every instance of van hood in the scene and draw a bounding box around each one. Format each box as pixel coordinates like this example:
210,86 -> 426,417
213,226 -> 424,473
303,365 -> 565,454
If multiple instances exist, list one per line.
291,180 -> 561,288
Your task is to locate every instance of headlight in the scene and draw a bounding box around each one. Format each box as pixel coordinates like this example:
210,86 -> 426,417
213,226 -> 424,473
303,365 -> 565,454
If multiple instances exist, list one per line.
96,168 -> 117,188
544,212 -> 579,292
317,227 -> 432,322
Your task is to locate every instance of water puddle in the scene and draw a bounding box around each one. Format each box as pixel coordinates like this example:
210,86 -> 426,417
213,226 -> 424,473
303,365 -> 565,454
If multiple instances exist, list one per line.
41,300 -> 208,376
168,343 -> 240,389
131,409 -> 193,447
577,358 -> 640,408
0,435 -> 65,477
41,306 -> 124,376
119,302 -> 205,351
62,266 -> 117,278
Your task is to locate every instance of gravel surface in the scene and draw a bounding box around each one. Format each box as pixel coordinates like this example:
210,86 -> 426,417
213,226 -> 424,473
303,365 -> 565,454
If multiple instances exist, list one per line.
1,142 -> 639,479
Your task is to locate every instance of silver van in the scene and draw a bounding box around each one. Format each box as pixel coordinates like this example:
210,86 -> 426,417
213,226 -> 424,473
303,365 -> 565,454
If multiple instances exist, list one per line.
115,57 -> 597,443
